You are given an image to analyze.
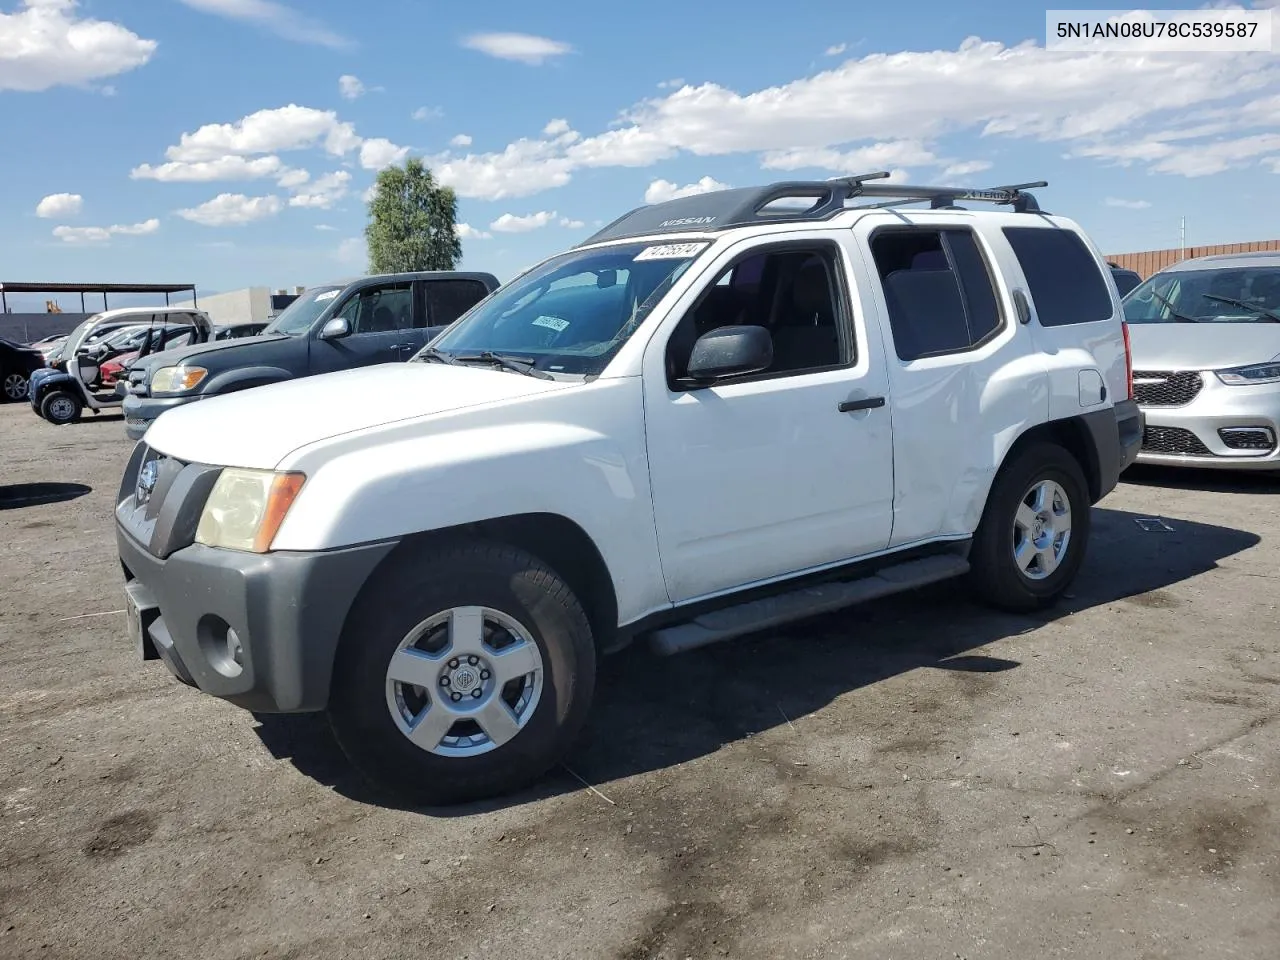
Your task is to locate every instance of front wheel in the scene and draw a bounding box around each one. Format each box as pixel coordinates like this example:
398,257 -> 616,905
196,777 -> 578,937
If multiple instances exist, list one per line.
968,442 -> 1091,612
327,540 -> 597,806
40,390 -> 83,425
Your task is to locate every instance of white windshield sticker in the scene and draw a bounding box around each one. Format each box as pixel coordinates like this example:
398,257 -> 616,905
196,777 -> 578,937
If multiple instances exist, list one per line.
634,242 -> 709,261
532,315 -> 570,332
315,290 -> 339,301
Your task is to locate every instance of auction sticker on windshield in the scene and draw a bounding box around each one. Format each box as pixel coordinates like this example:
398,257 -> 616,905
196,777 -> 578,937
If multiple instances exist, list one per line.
634,242 -> 710,261
532,315 -> 570,332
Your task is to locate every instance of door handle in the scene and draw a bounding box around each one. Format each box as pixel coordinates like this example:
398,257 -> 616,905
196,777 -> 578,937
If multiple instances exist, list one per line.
838,396 -> 886,413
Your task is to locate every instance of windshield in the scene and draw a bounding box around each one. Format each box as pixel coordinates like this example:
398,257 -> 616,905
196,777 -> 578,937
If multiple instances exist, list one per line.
1124,266 -> 1280,323
424,241 -> 708,376
262,285 -> 344,336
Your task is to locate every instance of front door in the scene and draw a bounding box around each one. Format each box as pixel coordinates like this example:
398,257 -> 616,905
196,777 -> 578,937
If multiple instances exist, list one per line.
641,234 -> 895,604
309,280 -> 417,374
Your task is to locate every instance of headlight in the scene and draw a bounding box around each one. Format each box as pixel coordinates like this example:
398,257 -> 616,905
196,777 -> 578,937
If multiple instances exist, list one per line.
151,365 -> 208,393
195,468 -> 305,553
1215,362 -> 1280,386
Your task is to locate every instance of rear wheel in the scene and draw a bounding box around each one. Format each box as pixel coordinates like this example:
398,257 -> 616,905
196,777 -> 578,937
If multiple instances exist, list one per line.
40,390 -> 83,425
2,370 -> 28,402
327,540 -> 597,806
969,442 -> 1091,612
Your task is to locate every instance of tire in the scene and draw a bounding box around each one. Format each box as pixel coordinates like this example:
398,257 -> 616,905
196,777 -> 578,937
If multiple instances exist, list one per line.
968,442 -> 1091,612
2,370 -> 28,403
327,539 -> 597,806
40,390 -> 83,425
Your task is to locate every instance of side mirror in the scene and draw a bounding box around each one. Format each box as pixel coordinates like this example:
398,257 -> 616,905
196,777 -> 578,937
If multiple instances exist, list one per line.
684,325 -> 773,382
320,316 -> 351,340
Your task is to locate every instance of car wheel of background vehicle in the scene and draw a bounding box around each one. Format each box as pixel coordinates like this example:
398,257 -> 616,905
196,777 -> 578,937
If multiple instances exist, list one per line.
40,390 -> 83,425
327,539 -> 597,806
968,442 -> 1091,612
3,371 -> 29,402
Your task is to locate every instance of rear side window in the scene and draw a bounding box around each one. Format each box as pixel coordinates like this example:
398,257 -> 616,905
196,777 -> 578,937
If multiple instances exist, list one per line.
869,227 -> 1003,361
1003,227 -> 1113,326
425,279 -> 490,326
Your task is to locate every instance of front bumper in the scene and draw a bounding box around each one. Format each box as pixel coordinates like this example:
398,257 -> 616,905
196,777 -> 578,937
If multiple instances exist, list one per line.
115,442 -> 397,714
122,393 -> 197,440
1136,375 -> 1280,472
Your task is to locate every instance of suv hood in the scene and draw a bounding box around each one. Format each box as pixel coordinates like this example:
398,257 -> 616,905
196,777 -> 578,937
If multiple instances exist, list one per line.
143,362 -> 575,469
1127,323 -> 1280,370
132,333 -> 292,373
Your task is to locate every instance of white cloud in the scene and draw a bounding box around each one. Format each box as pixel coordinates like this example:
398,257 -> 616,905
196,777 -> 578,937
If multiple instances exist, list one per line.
1105,197 -> 1153,209
35,192 -> 83,218
490,210 -> 558,233
287,170 -> 350,208
0,0 -> 156,93
276,167 -> 311,189
315,223 -> 337,231
559,217 -> 585,228
657,78 -> 685,90
456,222 -> 492,240
338,74 -> 364,100
358,138 -> 409,170
176,0 -> 349,49
131,154 -> 288,182
449,133 -> 473,147
335,236 -> 366,265
52,218 -> 159,244
762,139 -> 938,173
543,118 -> 572,137
825,43 -> 847,56
164,104 -> 361,162
361,185 -> 376,204
412,105 -> 443,121
644,176 -> 730,204
461,32 -> 572,65
176,193 -> 283,226
438,37 -> 1280,201
941,160 -> 993,178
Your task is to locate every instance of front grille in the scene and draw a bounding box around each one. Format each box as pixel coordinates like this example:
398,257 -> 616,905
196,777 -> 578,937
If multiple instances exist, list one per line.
1142,426 -> 1214,457
1219,427 -> 1277,452
1133,370 -> 1203,406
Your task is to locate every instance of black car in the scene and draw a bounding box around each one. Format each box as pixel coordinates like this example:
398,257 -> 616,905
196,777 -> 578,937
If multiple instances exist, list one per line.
1108,263 -> 1142,298
122,271 -> 500,439
1,337 -> 47,402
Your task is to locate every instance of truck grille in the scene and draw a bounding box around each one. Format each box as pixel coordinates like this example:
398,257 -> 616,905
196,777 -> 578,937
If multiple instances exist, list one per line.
1142,426 -> 1213,457
1132,370 -> 1203,406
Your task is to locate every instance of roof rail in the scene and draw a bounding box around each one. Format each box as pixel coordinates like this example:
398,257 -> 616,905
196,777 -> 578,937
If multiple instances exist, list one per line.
577,174 -> 1049,246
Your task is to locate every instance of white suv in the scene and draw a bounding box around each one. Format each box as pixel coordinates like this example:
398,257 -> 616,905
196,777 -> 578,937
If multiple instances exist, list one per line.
115,173 -> 1142,805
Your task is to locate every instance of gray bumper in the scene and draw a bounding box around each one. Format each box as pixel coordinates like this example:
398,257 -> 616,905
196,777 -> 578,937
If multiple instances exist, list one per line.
122,394 -> 197,440
117,524 -> 396,713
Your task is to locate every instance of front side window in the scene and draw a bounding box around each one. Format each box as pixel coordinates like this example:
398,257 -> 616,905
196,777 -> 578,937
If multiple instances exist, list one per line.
333,282 -> 414,334
870,227 -> 1003,361
424,241 -> 708,376
1123,266 -> 1280,324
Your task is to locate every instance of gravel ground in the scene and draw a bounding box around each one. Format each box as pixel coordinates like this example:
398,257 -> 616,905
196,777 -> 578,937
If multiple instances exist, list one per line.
1,401 -> 1278,960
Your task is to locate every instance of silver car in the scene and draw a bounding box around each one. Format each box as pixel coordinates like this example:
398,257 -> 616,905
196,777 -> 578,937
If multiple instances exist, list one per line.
1124,251 -> 1280,472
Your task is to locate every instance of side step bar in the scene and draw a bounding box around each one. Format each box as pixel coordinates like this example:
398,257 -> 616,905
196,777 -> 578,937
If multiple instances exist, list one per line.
646,554 -> 970,656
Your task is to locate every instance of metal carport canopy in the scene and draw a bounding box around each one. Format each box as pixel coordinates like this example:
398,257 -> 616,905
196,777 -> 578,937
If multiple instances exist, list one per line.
0,281 -> 198,313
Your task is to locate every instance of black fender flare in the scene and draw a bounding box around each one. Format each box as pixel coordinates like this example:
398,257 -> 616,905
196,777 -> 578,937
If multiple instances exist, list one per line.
199,366 -> 295,396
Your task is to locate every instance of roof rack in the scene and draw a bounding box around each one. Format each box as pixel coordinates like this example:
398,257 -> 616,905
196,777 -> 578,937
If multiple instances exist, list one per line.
578,173 -> 1048,246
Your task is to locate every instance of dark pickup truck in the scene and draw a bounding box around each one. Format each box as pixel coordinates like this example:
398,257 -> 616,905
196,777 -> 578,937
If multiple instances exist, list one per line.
122,270 -> 500,440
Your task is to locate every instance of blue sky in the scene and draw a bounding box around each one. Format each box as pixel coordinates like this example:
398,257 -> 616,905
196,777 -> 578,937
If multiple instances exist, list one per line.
3,0 -> 1279,306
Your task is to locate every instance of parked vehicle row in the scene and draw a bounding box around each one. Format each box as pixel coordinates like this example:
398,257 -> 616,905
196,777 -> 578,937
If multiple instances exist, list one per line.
114,172 -> 1146,806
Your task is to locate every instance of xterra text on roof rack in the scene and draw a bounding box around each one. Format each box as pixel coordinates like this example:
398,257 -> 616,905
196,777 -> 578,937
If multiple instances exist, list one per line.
115,172 -> 1143,805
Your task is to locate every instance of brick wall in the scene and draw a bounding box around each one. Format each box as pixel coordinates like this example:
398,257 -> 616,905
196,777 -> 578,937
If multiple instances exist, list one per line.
1106,239 -> 1280,280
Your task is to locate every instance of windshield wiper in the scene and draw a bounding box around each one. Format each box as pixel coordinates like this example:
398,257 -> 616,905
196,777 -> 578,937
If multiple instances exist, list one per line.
450,351 -> 554,380
417,346 -> 459,365
1202,293 -> 1280,323
1149,290 -> 1199,323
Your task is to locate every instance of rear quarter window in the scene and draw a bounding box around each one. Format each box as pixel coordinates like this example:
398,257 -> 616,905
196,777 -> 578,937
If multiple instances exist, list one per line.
1003,227 -> 1113,326
426,279 -> 490,326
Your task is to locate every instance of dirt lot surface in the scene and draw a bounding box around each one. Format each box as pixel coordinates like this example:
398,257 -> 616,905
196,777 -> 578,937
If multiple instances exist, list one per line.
1,402 -> 1278,960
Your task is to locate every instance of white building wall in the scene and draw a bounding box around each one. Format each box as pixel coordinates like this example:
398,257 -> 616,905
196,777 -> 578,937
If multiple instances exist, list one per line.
172,287 -> 273,326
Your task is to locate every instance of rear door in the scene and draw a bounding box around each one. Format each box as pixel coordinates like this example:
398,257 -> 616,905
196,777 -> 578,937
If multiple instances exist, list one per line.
308,280 -> 416,374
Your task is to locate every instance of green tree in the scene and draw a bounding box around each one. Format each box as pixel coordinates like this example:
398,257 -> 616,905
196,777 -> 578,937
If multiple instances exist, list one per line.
364,157 -> 462,273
